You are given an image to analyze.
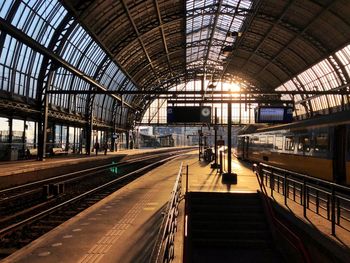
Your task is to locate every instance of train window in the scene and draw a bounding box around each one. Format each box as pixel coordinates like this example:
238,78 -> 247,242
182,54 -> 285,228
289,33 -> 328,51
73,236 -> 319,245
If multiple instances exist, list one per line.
285,136 -> 295,151
260,136 -> 266,148
298,136 -> 311,152
275,135 -> 283,150
315,133 -> 329,152
267,136 -> 274,149
252,136 -> 259,147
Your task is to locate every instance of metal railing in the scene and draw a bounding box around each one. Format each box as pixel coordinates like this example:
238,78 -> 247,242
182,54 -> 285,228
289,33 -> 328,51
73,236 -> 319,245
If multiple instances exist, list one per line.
150,162 -> 184,263
256,162 -> 350,236
254,163 -> 311,263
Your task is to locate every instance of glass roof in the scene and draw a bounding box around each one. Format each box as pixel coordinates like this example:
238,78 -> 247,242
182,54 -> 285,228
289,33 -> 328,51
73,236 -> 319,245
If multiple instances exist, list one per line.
186,0 -> 252,73
0,0 -> 136,125
1,0 -> 350,127
276,44 -> 350,116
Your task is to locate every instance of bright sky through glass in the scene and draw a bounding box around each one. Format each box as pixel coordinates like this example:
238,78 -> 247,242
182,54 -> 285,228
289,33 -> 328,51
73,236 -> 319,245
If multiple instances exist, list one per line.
186,0 -> 252,73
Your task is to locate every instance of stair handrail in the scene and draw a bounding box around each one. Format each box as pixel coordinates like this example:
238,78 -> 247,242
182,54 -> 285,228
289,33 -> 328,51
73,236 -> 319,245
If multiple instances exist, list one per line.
258,162 -> 350,235
259,162 -> 350,192
183,165 -> 191,263
253,163 -> 312,263
150,162 -> 183,263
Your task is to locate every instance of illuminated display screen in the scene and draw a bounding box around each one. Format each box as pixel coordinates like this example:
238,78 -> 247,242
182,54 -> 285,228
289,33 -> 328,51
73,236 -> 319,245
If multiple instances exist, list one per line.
255,107 -> 293,123
259,108 -> 284,121
167,106 -> 211,123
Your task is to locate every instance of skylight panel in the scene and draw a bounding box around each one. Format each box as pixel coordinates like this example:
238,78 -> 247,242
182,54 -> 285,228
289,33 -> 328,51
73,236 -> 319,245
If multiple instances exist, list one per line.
186,0 -> 252,74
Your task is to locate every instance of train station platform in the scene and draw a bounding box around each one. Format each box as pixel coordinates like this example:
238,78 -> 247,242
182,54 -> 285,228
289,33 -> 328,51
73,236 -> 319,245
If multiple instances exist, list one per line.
0,147 -> 191,189
2,151 -> 350,263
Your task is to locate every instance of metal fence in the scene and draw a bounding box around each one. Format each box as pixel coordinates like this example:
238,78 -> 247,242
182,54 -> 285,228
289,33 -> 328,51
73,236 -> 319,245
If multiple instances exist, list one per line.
255,163 -> 350,235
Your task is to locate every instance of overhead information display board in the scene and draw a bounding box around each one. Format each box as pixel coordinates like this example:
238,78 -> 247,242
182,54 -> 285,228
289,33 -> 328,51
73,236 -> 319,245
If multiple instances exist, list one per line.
255,106 -> 293,123
167,106 -> 211,123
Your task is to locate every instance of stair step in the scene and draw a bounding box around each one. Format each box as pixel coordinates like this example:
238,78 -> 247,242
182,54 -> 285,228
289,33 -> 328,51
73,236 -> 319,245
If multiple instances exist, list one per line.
191,211 -> 265,221
191,229 -> 270,240
190,204 -> 263,213
192,238 -> 272,249
191,221 -> 269,231
192,248 -> 283,263
189,192 -> 259,199
190,198 -> 261,205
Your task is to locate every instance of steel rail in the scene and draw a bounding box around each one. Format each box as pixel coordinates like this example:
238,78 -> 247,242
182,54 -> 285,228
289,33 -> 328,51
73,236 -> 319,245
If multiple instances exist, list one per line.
0,148 -> 194,195
0,153 -> 185,238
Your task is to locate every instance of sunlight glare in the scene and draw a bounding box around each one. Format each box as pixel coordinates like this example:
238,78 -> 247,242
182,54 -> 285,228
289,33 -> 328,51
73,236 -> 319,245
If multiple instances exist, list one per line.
230,82 -> 241,92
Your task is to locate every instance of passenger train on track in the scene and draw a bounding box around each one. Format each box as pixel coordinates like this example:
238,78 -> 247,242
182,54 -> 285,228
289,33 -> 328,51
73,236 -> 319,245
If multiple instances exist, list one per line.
236,110 -> 350,185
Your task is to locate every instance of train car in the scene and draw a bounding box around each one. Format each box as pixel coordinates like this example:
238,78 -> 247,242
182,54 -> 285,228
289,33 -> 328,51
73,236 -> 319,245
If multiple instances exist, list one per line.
237,110 -> 350,185
139,133 -> 159,147
159,134 -> 175,147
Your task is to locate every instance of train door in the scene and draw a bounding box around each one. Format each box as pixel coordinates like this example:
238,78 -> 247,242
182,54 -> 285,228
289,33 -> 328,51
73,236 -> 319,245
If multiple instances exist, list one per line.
243,136 -> 249,160
333,125 -> 346,184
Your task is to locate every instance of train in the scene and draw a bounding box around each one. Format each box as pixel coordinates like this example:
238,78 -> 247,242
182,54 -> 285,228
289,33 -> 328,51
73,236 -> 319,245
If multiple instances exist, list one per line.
236,110 -> 350,185
159,134 -> 175,147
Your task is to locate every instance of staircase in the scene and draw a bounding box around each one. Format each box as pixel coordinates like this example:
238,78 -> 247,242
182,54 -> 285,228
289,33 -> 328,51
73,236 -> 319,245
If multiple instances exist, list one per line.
185,191 -> 284,263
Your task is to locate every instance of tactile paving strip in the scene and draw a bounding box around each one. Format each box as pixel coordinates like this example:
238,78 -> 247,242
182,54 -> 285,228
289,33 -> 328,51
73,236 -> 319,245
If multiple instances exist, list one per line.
78,190 -> 154,263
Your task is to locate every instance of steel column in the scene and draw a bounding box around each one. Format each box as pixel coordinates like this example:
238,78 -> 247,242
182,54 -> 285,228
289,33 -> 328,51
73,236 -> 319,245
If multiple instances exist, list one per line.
222,102 -> 237,183
37,86 -> 49,160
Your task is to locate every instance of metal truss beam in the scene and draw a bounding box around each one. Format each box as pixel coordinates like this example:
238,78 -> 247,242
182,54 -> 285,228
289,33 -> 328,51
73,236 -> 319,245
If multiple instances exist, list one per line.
219,0 -> 263,81
203,0 -> 223,71
153,0 -> 173,77
186,38 -> 226,49
239,0 -> 295,71
47,87 -> 349,96
0,17 -> 136,111
236,44 -> 295,80
254,1 -> 335,78
188,3 -> 251,18
166,99 -> 294,104
0,96 -> 126,130
120,0 -> 162,85
137,122 -> 241,127
114,3 -> 249,55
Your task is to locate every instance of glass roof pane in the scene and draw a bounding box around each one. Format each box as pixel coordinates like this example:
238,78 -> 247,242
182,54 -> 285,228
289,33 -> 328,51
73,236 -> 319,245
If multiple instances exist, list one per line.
186,0 -> 252,73
336,44 -> 350,77
2,0 -> 67,48
275,47 -> 347,115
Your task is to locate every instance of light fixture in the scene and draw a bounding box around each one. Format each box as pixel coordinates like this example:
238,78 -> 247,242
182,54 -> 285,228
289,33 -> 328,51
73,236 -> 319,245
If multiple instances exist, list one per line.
226,31 -> 242,37
222,46 -> 233,56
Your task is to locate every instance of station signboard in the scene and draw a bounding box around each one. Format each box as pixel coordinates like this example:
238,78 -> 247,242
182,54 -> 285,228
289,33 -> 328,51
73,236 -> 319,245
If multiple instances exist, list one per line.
255,106 -> 293,123
167,106 -> 212,123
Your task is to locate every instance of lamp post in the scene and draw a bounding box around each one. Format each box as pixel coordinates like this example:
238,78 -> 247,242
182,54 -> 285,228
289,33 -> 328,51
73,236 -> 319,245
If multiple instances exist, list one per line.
211,107 -> 219,169
222,95 -> 237,184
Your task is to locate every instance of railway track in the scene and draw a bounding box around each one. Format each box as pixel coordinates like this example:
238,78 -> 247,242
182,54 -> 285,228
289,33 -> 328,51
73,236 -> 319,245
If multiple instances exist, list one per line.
0,148 -> 193,259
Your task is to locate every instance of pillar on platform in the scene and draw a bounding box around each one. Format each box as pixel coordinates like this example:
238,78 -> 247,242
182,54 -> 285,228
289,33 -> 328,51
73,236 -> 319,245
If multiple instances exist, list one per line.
222,101 -> 237,184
